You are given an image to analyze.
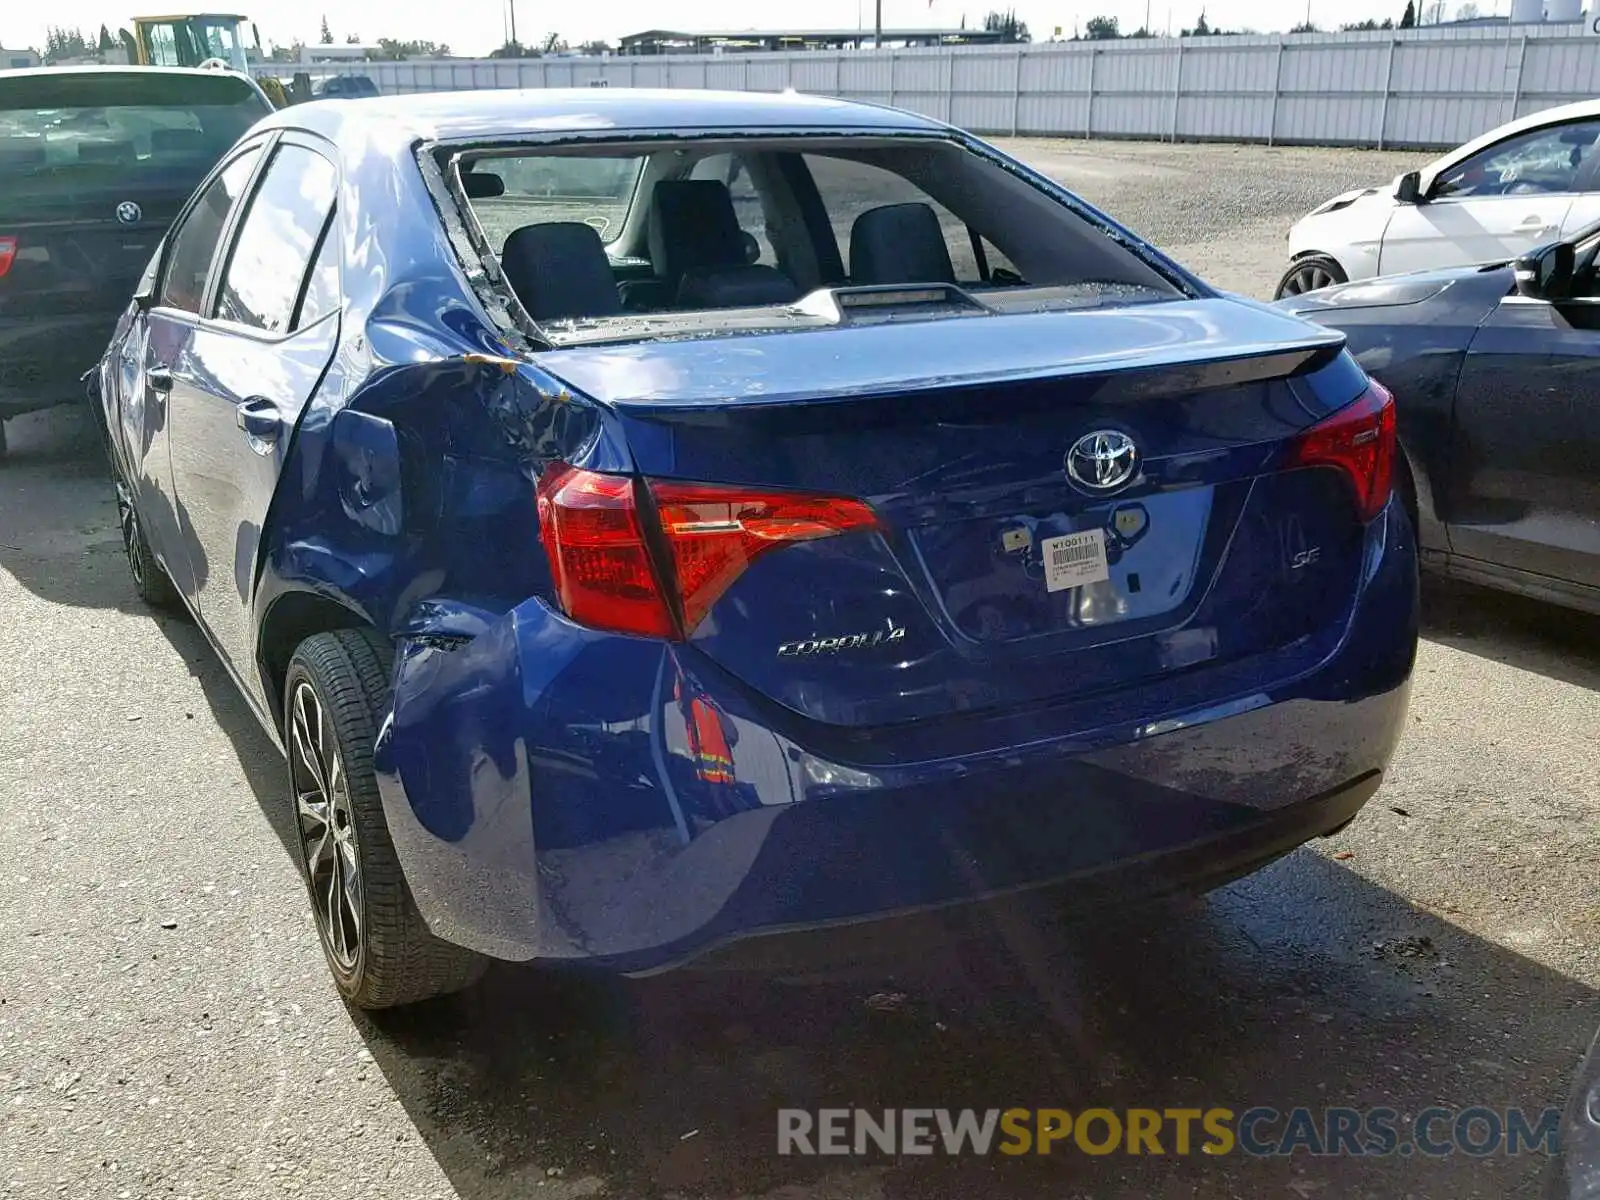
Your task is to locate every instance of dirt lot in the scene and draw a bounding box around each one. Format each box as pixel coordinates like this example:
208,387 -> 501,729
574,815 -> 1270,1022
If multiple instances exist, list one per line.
1,140 -> 1596,1200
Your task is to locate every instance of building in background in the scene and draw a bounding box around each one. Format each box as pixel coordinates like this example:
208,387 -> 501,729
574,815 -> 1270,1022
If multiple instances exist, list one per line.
617,27 -> 1006,55
0,46 -> 42,68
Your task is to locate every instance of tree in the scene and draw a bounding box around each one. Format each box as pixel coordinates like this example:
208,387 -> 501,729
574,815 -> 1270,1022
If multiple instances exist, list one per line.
540,32 -> 567,54
578,39 -> 611,55
1400,0 -> 1417,26
1289,20 -> 1318,32
377,38 -> 449,59
982,9 -> 1031,42
345,33 -> 361,44
1342,17 -> 1395,28
97,24 -> 115,53
1455,1 -> 1480,18
319,16 -> 333,44
1191,9 -> 1211,35
489,39 -> 530,57
1084,14 -> 1120,38
43,27 -> 93,63
267,40 -> 304,63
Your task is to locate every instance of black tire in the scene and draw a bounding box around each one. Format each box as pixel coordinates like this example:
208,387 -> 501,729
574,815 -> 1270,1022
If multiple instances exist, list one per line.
115,479 -> 180,608
1273,253 -> 1348,299
0,418 -> 8,459
284,627 -> 488,1009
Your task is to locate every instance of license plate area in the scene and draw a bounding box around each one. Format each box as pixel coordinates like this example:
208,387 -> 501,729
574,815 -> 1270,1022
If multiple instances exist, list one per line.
907,488 -> 1215,643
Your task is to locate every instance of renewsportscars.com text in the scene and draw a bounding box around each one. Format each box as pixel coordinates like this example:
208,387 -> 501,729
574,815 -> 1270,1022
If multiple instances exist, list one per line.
777,1106 -> 1561,1158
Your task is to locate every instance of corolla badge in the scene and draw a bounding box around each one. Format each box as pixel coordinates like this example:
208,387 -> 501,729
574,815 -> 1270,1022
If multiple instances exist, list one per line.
778,626 -> 905,658
115,201 -> 142,225
1065,429 -> 1139,494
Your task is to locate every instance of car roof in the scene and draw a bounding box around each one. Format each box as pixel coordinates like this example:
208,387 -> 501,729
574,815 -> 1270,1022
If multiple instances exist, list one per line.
1427,97 -> 1600,175
264,87 -> 948,145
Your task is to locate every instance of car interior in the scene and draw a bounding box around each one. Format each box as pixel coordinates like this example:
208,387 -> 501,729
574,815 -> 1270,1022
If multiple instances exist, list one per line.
451,137 -> 1179,328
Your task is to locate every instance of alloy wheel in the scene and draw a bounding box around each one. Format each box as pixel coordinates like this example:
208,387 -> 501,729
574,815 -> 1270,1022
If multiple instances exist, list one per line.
1281,261 -> 1339,295
288,680 -> 362,973
115,486 -> 145,589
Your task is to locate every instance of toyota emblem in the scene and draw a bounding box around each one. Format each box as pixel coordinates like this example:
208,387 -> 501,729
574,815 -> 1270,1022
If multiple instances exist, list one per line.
115,201 -> 142,225
1065,429 -> 1140,494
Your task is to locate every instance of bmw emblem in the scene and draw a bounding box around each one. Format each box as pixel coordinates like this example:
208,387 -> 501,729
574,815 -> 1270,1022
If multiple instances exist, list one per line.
115,201 -> 142,225
1065,429 -> 1140,494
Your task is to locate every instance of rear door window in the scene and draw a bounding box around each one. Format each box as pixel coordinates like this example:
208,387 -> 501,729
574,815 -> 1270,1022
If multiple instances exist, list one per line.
158,147 -> 263,313
802,153 -> 1018,284
465,154 -> 644,249
0,72 -> 270,219
214,144 -> 339,334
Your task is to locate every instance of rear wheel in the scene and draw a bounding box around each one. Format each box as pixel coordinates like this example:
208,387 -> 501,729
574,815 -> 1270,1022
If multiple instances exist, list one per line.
116,479 -> 179,607
1273,254 -> 1348,299
284,628 -> 488,1009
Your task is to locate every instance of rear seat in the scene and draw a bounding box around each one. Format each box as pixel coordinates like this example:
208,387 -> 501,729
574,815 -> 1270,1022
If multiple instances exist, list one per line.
501,222 -> 623,322
634,179 -> 798,310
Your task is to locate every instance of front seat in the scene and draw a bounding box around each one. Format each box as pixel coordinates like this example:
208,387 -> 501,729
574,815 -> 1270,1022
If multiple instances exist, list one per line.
500,222 -> 623,323
645,180 -> 798,308
849,202 -> 957,286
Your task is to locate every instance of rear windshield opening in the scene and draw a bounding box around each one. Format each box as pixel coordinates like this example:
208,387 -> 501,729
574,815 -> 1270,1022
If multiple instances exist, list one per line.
0,73 -> 268,213
444,135 -> 1186,345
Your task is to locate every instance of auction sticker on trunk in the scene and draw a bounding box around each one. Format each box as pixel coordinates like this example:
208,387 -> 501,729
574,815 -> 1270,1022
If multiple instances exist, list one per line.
1042,529 -> 1110,592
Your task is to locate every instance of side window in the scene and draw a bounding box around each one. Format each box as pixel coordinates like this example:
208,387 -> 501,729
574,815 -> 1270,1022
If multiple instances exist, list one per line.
690,154 -> 775,264
158,146 -> 262,313
294,222 -> 340,330
802,153 -> 1019,285
215,144 -> 338,334
1436,121 -> 1600,199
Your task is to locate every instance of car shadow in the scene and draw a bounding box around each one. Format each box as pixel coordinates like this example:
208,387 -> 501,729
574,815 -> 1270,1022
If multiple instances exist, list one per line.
339,858 -> 1593,1200
0,407 -> 146,614
1420,575 -> 1600,691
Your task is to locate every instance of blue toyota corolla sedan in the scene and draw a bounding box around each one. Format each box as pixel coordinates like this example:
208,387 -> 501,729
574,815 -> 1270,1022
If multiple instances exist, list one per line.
93,89 -> 1417,1008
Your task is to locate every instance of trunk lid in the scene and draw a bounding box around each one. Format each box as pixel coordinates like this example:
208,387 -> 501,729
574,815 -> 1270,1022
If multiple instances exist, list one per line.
538,299 -> 1372,727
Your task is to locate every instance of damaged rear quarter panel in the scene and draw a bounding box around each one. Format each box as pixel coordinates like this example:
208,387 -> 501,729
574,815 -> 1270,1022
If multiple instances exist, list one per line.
251,121 -> 621,715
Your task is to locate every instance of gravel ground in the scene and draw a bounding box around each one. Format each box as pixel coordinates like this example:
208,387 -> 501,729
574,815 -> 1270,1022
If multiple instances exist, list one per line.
993,139 -> 1426,298
1,140 -> 1596,1200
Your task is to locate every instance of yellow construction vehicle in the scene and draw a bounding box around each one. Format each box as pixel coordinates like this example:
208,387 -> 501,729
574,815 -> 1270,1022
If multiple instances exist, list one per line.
125,13 -> 286,105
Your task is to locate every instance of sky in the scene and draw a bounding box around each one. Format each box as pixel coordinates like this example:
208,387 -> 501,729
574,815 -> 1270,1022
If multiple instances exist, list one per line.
2,0 -> 1505,57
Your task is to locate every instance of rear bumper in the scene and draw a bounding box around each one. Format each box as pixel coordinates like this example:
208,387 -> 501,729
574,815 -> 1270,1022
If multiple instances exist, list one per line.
0,312 -> 118,416
374,500 -> 1418,971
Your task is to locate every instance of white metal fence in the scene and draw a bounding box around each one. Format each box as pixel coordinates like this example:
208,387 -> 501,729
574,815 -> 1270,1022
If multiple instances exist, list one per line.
257,21 -> 1600,151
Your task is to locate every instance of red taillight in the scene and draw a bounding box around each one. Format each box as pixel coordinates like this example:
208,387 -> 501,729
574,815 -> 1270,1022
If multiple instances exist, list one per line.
650,481 -> 878,633
0,237 -> 15,279
535,464 -> 877,638
536,465 -> 676,639
1285,380 -> 1397,523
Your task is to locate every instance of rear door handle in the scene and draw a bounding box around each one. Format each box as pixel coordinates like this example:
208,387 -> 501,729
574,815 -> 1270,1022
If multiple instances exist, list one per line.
1519,216 -> 1556,231
147,365 -> 173,393
236,397 -> 283,452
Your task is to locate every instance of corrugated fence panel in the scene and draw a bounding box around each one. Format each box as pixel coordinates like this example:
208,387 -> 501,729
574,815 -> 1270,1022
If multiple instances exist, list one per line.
789,57 -> 838,93
254,27 -> 1600,149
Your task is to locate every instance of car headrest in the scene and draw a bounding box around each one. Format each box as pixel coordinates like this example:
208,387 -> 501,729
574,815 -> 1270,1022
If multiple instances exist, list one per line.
501,222 -> 622,323
151,128 -> 206,156
647,180 -> 746,285
676,264 -> 800,310
463,170 -> 505,199
77,140 -> 137,167
849,202 -> 957,286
